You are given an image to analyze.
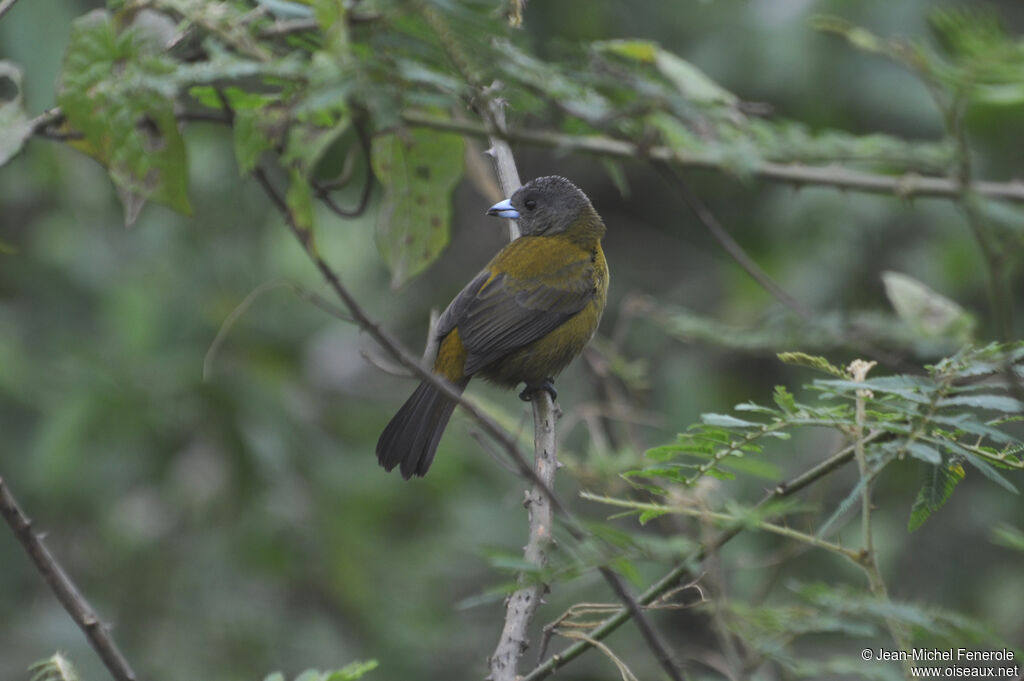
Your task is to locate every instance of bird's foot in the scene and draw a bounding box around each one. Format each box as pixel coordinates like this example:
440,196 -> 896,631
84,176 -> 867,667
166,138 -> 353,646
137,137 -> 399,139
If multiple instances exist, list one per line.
519,379 -> 557,402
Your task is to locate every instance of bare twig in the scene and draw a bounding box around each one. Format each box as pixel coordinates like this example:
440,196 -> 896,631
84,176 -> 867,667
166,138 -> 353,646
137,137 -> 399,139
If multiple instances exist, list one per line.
312,122 -> 375,219
0,0 -> 21,22
400,111 -> 1024,204
0,476 -> 137,681
482,94 -> 522,241
655,162 -> 811,319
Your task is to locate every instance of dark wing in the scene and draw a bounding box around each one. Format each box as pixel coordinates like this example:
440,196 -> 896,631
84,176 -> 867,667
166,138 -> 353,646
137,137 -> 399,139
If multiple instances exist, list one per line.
436,260 -> 595,375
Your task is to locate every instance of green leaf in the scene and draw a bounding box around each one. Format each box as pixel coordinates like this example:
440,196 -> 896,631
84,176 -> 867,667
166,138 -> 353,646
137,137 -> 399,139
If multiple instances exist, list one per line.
286,168 -> 316,236
938,394 -> 1024,413
638,508 -> 668,525
908,459 -> 965,531
776,352 -> 847,378
905,442 -> 942,464
0,61 -> 33,167
495,39 -> 611,122
284,113 -> 351,179
324,660 -> 378,681
371,128 -> 464,288
772,385 -> 798,414
945,441 -> 1019,494
991,523 -> 1024,552
882,271 -> 976,342
700,413 -> 760,428
262,674 -> 286,681
294,670 -> 323,681
233,108 -> 279,175
719,455 -> 781,480
57,10 -> 191,223
596,39 -> 737,105
594,39 -> 658,63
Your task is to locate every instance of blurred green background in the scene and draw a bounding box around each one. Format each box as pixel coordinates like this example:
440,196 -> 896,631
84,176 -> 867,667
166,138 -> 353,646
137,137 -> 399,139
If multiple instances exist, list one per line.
2,1 -> 1023,680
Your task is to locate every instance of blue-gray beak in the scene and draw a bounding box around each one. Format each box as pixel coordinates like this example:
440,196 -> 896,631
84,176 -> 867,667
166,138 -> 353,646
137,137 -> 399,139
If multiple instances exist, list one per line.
487,198 -> 520,219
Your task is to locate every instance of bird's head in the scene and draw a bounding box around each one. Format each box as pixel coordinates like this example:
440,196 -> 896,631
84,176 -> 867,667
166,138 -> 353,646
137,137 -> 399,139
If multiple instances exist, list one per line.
486,176 -> 601,237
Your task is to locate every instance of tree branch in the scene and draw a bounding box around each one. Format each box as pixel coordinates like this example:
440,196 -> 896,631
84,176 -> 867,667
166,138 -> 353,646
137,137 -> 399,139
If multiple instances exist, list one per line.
0,0 -> 21,22
0,475 -> 137,681
654,162 -> 811,319
400,111 -> 1024,204
489,392 -> 558,681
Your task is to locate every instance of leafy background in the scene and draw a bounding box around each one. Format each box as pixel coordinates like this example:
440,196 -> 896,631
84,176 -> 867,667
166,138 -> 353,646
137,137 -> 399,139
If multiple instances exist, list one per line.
1,1 -> 1023,680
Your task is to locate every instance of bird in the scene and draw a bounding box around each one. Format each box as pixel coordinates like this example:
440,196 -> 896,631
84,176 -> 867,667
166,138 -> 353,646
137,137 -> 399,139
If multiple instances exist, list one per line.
376,175 -> 609,479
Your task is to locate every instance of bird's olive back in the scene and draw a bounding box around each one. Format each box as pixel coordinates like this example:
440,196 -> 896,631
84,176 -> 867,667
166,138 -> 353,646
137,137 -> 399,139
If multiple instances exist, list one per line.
510,176 -> 595,236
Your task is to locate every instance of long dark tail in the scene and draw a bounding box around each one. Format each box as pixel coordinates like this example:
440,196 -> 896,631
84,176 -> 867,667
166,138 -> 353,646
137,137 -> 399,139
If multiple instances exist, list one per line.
376,378 -> 468,479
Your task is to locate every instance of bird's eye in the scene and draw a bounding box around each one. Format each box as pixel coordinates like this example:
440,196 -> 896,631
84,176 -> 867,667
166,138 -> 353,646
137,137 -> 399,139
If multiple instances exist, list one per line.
524,199 -> 537,211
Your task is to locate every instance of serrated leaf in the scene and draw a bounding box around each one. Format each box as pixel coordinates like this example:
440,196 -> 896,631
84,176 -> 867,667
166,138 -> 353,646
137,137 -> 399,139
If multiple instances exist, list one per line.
294,670 -> 323,681
495,39 -> 611,122
325,660 -> 378,681
594,39 -> 658,63
813,378 -> 932,402
905,441 -> 942,464
908,459 -> 964,531
654,49 -> 738,106
57,10 -> 191,221
701,413 -> 760,428
638,508 -> 668,525
233,107 -> 279,174
371,128 -> 464,288
720,455 -> 781,480
938,394 -> 1024,413
773,385 -> 797,413
777,352 -> 847,377
991,523 -> 1024,552
945,441 -> 1019,494
0,61 -> 33,167
882,271 -> 976,342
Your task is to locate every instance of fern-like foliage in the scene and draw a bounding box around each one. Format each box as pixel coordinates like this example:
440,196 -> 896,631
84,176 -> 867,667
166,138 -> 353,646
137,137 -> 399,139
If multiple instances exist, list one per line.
619,342 -> 1023,531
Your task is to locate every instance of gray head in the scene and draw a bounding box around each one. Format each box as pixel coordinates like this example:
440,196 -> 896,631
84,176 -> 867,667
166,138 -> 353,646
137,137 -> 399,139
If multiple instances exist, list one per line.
486,176 -> 598,237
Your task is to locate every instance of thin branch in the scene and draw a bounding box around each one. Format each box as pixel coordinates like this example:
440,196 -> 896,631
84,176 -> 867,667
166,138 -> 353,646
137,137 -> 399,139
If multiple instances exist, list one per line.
581,492 -> 863,562
481,94 -> 522,241
849,361 -> 912,668
0,475 -> 137,681
311,122 -> 375,219
490,392 -> 558,681
256,11 -> 380,38
400,111 -> 1024,204
655,162 -> 811,319
0,0 -> 20,22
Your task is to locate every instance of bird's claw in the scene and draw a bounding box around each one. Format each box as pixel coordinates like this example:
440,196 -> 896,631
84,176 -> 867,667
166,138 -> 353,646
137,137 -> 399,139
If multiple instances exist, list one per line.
519,379 -> 557,402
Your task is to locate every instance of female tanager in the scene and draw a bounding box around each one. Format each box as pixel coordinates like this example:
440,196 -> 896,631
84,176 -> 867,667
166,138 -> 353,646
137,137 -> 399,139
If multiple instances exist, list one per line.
376,176 -> 609,479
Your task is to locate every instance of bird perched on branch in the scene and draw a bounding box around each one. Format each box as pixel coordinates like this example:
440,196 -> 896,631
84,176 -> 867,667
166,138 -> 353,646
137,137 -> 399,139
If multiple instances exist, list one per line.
376,175 -> 609,479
